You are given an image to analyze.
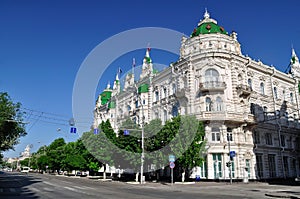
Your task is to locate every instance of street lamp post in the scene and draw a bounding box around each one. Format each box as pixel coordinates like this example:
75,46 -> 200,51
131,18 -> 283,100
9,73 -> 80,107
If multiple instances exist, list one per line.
227,134 -> 232,184
134,85 -> 145,184
140,118 -> 144,184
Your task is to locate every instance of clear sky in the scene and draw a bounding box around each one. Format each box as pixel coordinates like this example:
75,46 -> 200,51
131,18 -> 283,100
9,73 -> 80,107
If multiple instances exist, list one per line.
1,0 -> 300,158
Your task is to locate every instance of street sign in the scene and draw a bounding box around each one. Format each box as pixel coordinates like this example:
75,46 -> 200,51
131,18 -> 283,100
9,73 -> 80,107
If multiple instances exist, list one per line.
170,162 -> 175,169
70,127 -> 77,133
124,130 -> 129,135
169,155 -> 175,163
94,128 -> 99,135
229,151 -> 236,158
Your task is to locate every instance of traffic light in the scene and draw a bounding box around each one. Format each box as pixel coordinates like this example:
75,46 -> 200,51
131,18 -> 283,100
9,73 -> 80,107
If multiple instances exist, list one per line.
226,161 -> 232,167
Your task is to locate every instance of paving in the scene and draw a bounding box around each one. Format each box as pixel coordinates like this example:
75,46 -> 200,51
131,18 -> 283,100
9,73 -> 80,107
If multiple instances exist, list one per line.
1,171 -> 299,198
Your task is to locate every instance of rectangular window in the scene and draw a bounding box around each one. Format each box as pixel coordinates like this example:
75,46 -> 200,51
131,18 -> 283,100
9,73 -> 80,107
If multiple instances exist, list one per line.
268,154 -> 276,178
254,131 -> 260,144
265,133 -> 273,145
256,154 -> 264,178
211,127 -> 220,142
283,156 -> 289,177
245,159 -> 251,177
200,161 -> 207,178
211,132 -> 220,142
250,103 -> 255,114
231,161 -> 235,178
280,135 -> 286,147
227,133 -> 233,141
135,100 -> 139,108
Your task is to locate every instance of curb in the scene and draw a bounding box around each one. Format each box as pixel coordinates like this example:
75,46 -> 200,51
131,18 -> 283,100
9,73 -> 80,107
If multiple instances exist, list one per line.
265,192 -> 300,199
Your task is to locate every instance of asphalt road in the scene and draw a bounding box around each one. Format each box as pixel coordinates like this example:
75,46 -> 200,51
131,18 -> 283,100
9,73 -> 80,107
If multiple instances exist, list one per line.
0,172 -> 299,199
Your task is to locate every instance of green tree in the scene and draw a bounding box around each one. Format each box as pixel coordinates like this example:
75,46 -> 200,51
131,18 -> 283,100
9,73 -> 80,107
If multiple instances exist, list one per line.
61,140 -> 88,173
169,115 -> 206,181
0,92 -> 26,152
81,121 -> 117,179
19,158 -> 30,167
47,138 -> 66,172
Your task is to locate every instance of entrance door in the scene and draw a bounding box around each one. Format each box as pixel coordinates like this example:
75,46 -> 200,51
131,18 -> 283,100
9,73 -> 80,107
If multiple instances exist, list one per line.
213,154 -> 222,179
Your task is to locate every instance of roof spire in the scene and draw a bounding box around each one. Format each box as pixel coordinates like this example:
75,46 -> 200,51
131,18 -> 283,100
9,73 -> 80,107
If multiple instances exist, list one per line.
144,44 -> 152,64
291,47 -> 299,65
204,8 -> 210,19
106,81 -> 111,89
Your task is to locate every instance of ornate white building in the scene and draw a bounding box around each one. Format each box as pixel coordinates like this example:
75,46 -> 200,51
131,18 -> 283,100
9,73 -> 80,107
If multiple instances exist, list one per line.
94,10 -> 300,180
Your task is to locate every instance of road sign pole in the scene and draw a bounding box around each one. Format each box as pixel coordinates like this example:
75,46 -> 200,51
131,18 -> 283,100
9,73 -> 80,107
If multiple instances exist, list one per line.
171,168 -> 173,185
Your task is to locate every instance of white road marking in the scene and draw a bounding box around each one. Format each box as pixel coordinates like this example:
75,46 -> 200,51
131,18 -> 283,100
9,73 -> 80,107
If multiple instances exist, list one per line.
73,185 -> 95,190
64,186 -> 87,194
43,181 -> 57,187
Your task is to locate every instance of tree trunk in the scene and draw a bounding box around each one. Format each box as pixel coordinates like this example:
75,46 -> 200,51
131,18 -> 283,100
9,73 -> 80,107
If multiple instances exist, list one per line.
103,164 -> 106,180
135,172 -> 139,182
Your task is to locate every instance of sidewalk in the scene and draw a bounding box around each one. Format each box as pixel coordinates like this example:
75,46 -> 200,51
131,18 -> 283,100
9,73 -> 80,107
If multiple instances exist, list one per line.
126,180 -> 300,199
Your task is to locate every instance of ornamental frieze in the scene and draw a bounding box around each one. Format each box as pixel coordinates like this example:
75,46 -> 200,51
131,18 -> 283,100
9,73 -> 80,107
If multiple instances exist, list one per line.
259,75 -> 266,81
247,71 -> 254,77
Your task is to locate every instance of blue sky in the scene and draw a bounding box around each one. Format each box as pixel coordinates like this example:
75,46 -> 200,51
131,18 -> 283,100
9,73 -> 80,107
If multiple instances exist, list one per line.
1,0 -> 300,158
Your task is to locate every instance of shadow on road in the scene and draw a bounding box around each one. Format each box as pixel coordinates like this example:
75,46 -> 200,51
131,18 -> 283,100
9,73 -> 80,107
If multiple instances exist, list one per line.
0,172 -> 42,198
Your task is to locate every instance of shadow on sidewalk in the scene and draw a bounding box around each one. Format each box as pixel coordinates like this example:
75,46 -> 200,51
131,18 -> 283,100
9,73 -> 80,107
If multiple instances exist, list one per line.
0,172 -> 42,198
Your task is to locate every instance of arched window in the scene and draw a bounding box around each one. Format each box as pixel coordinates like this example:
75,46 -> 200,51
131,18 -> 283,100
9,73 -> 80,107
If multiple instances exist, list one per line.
273,87 -> 278,99
290,93 -> 294,103
163,87 -> 167,98
238,74 -> 242,82
260,82 -> 265,95
205,69 -> 219,84
216,97 -> 223,111
206,97 -> 212,111
154,90 -> 159,102
172,83 -> 177,94
263,106 -> 268,113
163,110 -> 167,122
248,79 -> 252,90
283,90 -> 286,101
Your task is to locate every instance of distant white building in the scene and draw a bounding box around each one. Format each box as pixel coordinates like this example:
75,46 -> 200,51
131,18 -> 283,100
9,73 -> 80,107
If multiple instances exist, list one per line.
94,10 -> 300,180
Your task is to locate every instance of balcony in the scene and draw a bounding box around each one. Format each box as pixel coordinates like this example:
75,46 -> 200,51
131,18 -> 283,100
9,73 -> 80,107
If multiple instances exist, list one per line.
196,111 -> 256,124
236,84 -> 252,98
199,81 -> 226,92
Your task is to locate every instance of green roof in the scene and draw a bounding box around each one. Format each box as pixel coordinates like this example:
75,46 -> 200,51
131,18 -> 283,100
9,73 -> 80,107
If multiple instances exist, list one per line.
191,22 -> 227,37
100,90 -> 112,105
138,84 -> 149,93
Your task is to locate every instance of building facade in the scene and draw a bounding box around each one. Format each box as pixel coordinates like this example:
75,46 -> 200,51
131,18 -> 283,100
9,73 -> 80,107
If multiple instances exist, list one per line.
94,10 -> 300,180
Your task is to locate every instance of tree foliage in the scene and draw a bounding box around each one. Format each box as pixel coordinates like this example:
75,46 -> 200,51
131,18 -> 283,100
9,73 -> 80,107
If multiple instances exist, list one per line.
26,115 -> 206,180
0,92 -> 26,152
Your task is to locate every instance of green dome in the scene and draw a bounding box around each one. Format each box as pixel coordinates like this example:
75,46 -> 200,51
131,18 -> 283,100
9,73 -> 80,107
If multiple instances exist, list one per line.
100,90 -> 112,105
190,10 -> 228,37
191,22 -> 227,37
